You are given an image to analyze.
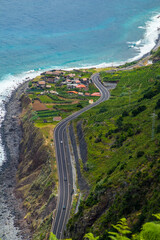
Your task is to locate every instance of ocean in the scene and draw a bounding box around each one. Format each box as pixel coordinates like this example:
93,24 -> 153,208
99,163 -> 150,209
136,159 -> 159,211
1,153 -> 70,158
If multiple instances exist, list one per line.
0,0 -> 160,165
0,1 -> 160,238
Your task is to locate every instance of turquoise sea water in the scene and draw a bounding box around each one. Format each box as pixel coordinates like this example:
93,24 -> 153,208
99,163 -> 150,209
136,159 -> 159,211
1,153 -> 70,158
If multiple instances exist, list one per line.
0,0 -> 160,79
0,0 -> 160,166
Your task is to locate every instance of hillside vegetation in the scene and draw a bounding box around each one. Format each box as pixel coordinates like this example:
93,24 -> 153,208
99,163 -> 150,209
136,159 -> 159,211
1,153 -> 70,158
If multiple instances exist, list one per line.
67,49 -> 160,239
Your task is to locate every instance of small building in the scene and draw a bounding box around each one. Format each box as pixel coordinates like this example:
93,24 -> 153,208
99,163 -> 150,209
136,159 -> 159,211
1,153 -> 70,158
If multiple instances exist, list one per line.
67,83 -> 78,89
66,79 -> 72,83
81,78 -> 89,85
73,78 -> 79,81
67,73 -> 76,78
46,85 -> 52,89
76,84 -> 88,91
78,92 -> 84,96
54,76 -> 60,82
68,91 -> 78,95
52,70 -> 63,75
89,99 -> 94,104
61,81 -> 67,85
91,92 -> 101,97
38,81 -> 46,88
46,78 -> 55,83
75,80 -> 81,84
85,93 -> 90,96
50,90 -> 58,95
53,116 -> 62,121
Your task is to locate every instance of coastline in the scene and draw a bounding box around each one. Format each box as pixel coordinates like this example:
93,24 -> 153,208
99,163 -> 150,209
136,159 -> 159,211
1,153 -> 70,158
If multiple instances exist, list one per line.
0,21 -> 159,239
0,82 -> 31,240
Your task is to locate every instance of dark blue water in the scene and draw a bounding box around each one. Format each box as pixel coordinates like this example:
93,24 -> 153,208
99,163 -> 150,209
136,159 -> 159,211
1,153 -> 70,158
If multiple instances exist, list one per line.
0,0 -> 160,81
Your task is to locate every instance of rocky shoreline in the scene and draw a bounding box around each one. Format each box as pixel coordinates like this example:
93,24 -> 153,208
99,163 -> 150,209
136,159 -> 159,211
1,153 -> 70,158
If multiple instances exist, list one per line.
0,82 -> 31,240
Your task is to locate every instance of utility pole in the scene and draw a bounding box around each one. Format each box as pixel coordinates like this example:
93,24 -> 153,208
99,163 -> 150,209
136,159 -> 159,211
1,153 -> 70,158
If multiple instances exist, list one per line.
151,111 -> 157,141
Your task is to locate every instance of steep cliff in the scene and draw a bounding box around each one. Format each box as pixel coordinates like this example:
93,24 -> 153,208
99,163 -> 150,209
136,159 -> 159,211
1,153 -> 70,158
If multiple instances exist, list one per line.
15,95 -> 57,240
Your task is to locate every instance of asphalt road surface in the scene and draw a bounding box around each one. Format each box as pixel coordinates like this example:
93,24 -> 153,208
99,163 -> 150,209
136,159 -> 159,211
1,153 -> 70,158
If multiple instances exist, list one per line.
52,73 -> 110,239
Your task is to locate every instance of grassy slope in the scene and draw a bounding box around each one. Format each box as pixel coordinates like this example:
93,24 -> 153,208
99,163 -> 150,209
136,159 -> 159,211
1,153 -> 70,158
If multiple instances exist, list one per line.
67,59 -> 160,239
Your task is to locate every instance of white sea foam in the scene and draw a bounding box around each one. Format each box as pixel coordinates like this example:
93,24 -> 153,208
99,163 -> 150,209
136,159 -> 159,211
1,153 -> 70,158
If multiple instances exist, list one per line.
138,26 -> 146,29
66,13 -> 160,69
0,69 -> 46,167
128,13 -> 160,62
86,12 -> 160,68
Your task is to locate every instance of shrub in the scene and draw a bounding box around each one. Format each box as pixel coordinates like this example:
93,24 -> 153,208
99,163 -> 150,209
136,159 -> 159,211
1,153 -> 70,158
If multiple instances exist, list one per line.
28,81 -> 32,88
107,166 -> 116,175
156,124 -> 160,133
85,192 -> 98,207
116,116 -> 123,128
122,110 -> 129,117
143,90 -> 157,99
155,99 -> 160,109
132,105 -> 146,116
122,123 -> 133,131
120,162 -> 127,170
99,106 -> 107,113
137,151 -> 144,158
77,103 -> 83,108
105,129 -> 113,137
95,137 -> 101,143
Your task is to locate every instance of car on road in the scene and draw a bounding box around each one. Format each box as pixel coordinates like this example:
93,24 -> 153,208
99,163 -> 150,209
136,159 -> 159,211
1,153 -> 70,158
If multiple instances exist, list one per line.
60,140 -> 63,144
64,177 -> 67,181
63,205 -> 66,210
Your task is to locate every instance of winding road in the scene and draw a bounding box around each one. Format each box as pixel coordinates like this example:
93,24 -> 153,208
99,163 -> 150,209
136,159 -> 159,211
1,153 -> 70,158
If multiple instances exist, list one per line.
52,73 -> 110,239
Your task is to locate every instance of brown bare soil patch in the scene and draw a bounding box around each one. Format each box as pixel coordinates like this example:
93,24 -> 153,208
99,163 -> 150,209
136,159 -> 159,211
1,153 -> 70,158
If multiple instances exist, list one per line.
32,100 -> 48,111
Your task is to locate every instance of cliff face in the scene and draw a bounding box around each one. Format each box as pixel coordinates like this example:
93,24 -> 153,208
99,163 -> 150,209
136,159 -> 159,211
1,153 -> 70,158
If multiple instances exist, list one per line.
15,95 -> 57,240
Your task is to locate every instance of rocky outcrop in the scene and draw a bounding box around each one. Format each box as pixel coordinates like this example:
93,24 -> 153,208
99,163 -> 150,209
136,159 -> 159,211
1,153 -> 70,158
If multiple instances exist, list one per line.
76,121 -> 88,171
69,122 -> 89,192
67,188 -> 115,240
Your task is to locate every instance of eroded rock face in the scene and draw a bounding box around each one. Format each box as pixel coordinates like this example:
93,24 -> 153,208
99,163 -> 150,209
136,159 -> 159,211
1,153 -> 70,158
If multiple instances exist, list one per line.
15,97 -> 57,239
76,121 -> 88,171
66,189 -> 114,240
0,83 -> 31,240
